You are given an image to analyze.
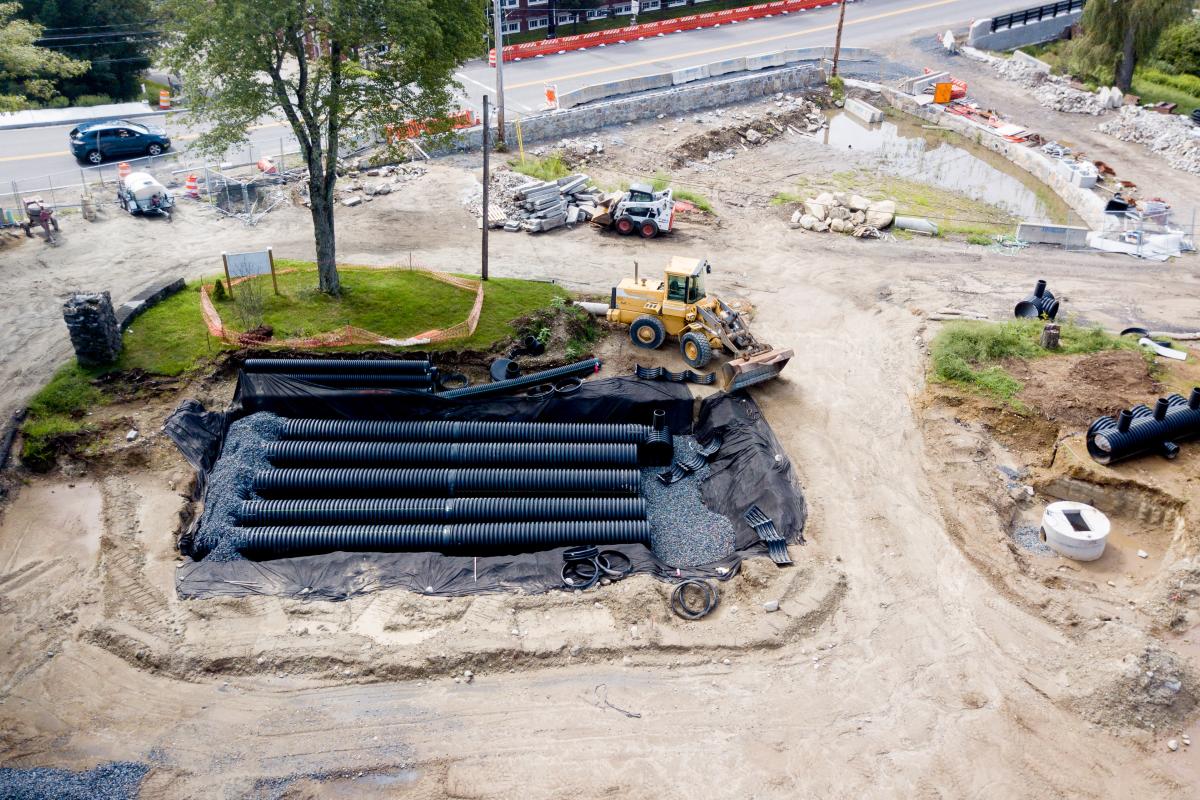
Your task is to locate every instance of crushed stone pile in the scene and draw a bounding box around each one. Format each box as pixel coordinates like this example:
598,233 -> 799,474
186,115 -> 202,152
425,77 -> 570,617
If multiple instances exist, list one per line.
789,190 -> 894,238
1099,106 -> 1200,175
0,761 -> 149,800
993,57 -> 1047,89
640,435 -> 736,568
194,412 -> 284,561
1033,81 -> 1108,115
337,163 -> 427,207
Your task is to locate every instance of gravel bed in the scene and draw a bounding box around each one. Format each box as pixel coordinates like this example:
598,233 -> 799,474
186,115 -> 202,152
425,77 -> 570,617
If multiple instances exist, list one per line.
0,761 -> 148,800
640,435 -> 736,567
1011,523 -> 1056,557
195,412 -> 284,561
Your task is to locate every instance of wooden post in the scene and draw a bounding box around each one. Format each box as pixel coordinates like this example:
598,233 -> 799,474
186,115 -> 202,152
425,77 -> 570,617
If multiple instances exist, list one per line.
832,0 -> 847,78
268,247 -> 280,295
221,251 -> 235,298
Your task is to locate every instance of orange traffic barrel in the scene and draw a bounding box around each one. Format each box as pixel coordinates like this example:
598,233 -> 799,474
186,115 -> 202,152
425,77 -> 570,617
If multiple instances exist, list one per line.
184,174 -> 199,198
159,89 -> 170,110
117,162 -> 131,180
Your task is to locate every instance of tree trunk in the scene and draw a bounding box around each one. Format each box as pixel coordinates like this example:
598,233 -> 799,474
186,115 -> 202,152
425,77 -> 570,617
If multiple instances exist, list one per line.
308,172 -> 340,295
1116,22 -> 1137,92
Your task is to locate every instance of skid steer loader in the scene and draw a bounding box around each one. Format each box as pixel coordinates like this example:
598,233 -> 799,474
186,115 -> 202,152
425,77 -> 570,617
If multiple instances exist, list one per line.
606,256 -> 793,391
591,183 -> 674,239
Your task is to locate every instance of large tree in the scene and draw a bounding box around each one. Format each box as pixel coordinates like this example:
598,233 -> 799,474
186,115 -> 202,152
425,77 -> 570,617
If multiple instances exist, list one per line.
0,1 -> 87,111
158,0 -> 482,295
1072,0 -> 1192,91
18,0 -> 154,102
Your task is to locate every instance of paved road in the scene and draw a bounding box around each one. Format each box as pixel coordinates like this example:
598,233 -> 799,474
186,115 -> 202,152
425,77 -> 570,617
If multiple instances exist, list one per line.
0,0 -> 1032,189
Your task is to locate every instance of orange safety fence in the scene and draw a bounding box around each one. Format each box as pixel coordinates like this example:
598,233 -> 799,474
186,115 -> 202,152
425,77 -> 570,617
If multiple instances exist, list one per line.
488,0 -> 840,64
385,109 -> 479,144
199,264 -> 485,349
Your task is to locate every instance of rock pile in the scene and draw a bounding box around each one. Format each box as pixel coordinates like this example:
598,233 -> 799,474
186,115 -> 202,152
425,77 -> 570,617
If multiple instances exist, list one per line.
1099,106 -> 1200,175
1033,82 -> 1108,115
789,192 -> 895,238
337,163 -> 426,207
529,136 -> 605,163
993,58 -> 1047,89
62,291 -> 122,366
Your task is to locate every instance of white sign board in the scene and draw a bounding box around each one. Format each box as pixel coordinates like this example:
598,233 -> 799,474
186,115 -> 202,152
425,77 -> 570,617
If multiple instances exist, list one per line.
223,249 -> 273,278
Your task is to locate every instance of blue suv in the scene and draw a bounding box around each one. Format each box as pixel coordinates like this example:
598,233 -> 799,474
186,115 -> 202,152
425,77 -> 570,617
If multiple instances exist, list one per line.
69,120 -> 172,164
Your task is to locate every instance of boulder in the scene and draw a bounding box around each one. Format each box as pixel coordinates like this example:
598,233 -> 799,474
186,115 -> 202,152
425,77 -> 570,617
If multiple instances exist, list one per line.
850,210 -> 866,226
828,206 -> 850,221
790,209 -> 802,224
812,219 -> 830,232
830,218 -> 847,233
815,191 -> 835,207
744,128 -> 763,143
848,194 -> 870,211
803,200 -> 828,221
866,199 -> 896,228
832,192 -> 849,207
799,214 -> 819,230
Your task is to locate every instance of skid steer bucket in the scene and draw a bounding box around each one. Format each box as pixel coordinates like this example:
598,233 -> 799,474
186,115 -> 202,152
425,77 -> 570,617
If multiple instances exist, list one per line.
719,347 -> 793,392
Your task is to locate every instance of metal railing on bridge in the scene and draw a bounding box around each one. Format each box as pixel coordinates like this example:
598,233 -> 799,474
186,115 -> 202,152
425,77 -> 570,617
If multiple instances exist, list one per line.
990,0 -> 1085,33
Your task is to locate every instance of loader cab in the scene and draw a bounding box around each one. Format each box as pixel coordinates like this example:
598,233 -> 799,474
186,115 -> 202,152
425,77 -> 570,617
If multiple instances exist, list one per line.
627,183 -> 655,203
664,256 -> 711,306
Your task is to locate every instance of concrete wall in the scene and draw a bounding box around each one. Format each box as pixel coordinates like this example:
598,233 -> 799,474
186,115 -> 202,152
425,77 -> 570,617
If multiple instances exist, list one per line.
441,64 -> 824,155
879,87 -> 1108,230
967,9 -> 1082,51
1016,223 -> 1091,247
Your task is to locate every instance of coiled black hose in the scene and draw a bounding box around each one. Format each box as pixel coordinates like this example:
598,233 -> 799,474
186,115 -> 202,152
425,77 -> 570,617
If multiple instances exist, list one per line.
280,418 -> 650,443
440,358 -> 602,399
243,358 -> 431,373
264,440 -> 639,467
237,496 -> 648,525
252,467 -> 641,497
236,520 -> 652,556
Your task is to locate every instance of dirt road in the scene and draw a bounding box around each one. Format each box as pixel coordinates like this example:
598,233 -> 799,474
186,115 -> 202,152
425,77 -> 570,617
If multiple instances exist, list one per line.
2,94 -> 1200,797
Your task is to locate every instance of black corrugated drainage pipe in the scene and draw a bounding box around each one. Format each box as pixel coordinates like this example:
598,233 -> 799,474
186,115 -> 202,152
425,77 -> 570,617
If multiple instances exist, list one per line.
264,440 -> 639,467
281,418 -> 650,443
273,373 -> 436,389
238,496 -> 647,525
1086,388 -> 1200,465
252,467 -> 641,496
235,520 -> 652,557
244,358 -> 431,373
440,358 -> 601,399
1014,279 -> 1060,320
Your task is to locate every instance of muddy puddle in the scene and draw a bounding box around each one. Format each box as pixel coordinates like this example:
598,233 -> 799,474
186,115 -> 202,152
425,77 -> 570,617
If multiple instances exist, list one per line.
823,110 -> 1081,225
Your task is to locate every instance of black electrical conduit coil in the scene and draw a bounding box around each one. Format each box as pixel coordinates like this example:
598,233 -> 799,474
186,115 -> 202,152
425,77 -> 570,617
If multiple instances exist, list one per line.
265,440 -> 639,468
439,358 -> 602,399
1014,279 -> 1060,321
235,520 -> 652,556
270,373 -> 436,388
1086,388 -> 1200,465
280,418 -> 651,444
237,496 -> 648,526
243,358 -> 432,373
252,468 -> 641,497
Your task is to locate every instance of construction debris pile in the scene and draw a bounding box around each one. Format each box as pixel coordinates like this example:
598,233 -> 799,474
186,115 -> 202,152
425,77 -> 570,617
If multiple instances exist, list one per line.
467,170 -> 606,234
1033,82 -> 1110,116
673,95 -> 827,166
1100,106 -> 1200,175
338,163 -> 428,208
528,136 -> 605,165
971,48 -> 1121,115
788,191 -> 895,238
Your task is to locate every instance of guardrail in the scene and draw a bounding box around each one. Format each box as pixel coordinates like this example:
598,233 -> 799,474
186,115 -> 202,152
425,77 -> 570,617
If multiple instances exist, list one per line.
990,0 -> 1084,33
489,0 -> 844,64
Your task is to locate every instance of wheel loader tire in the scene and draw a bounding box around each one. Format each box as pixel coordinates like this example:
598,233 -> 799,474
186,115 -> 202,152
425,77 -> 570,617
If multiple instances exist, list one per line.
629,316 -> 666,349
680,332 -> 713,368
616,216 -> 636,236
639,219 -> 659,239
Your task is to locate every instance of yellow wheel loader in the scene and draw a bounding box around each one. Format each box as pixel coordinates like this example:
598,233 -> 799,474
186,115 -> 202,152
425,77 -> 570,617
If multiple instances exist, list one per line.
605,256 -> 793,391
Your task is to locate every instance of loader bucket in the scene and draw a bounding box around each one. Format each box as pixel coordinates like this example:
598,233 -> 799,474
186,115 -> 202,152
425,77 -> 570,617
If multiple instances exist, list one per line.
719,348 -> 793,392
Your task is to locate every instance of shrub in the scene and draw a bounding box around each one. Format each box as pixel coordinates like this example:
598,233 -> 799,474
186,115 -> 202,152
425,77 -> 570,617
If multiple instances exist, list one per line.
74,94 -> 114,107
828,75 -> 846,102
47,96 -> 70,109
212,279 -> 227,301
1156,20 -> 1200,76
511,153 -> 570,182
1137,68 -> 1200,97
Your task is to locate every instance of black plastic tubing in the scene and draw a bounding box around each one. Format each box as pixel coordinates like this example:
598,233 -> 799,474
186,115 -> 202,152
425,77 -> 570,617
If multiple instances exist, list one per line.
236,520 -> 652,556
281,418 -> 651,443
238,496 -> 647,525
440,358 -> 601,399
273,373 -> 435,388
264,440 -> 638,467
252,467 -> 641,497
244,358 -> 431,373
1087,389 -> 1200,465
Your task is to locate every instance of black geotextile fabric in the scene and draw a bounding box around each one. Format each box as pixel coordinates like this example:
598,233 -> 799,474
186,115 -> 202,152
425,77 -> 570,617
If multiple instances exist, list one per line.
167,374 -> 807,600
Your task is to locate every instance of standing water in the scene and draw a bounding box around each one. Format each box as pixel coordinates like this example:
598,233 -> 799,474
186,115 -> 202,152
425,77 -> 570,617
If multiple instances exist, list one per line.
823,111 -> 1080,225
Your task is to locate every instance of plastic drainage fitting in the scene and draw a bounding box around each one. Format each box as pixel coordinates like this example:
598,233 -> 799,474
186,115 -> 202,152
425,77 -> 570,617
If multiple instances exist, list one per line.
243,358 -> 431,373
252,467 -> 642,497
264,440 -> 639,468
280,418 -> 651,443
1086,389 -> 1200,465
236,520 -> 652,557
640,408 -> 674,466
237,496 -> 648,525
1014,279 -> 1060,321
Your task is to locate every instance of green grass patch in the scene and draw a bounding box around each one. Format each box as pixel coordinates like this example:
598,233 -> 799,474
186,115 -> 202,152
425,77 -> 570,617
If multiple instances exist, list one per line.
966,233 -> 994,246
20,365 -> 104,472
120,286 -> 220,375
140,78 -> 171,106
511,153 -> 571,182
1130,71 -> 1200,114
648,171 -> 715,214
770,191 -> 806,206
930,319 -> 1137,404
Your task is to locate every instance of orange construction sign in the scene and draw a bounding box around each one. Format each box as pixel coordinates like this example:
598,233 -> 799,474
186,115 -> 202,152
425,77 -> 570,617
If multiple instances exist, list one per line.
933,82 -> 953,104
545,84 -> 559,109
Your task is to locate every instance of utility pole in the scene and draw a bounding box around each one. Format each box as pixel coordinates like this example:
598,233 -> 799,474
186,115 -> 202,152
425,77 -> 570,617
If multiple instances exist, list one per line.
831,0 -> 846,77
492,0 -> 506,146
482,94 -> 490,281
